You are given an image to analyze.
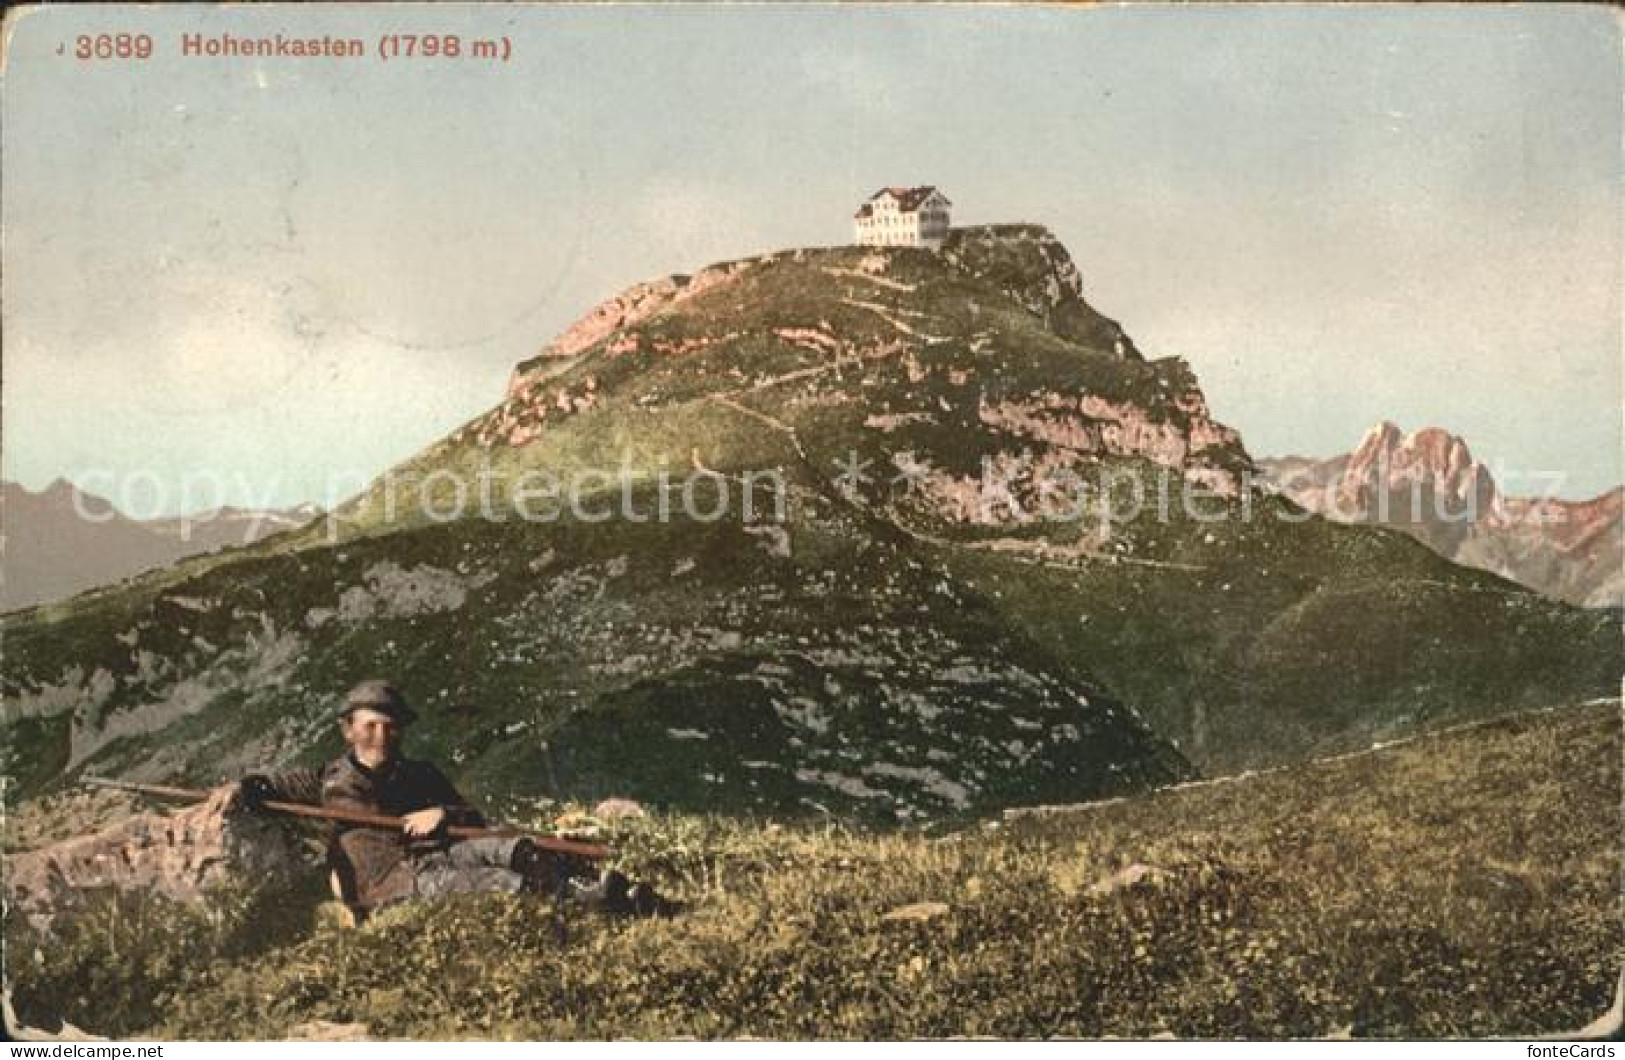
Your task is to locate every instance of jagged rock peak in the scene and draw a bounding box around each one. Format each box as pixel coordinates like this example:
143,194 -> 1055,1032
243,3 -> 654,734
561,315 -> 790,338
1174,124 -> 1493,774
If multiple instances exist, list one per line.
1347,421 -> 1497,508
41,477 -> 82,501
1352,419 -> 1404,462
1259,424 -> 1621,607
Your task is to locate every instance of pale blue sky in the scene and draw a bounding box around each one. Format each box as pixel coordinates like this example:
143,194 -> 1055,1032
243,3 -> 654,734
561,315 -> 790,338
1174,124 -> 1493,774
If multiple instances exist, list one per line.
3,4 -> 1619,513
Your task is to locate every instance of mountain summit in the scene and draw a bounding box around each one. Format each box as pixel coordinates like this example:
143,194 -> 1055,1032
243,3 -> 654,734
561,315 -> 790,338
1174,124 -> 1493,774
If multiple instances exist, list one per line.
339,225 -> 1244,536
1259,423 -> 1622,608
4,227 -> 1616,816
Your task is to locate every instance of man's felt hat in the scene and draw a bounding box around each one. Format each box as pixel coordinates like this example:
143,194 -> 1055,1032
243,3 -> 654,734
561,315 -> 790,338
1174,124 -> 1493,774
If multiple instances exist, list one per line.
341,679 -> 417,724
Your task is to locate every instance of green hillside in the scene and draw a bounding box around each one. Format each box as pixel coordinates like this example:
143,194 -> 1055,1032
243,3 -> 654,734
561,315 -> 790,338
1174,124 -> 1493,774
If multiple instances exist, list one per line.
3,225 -> 1616,812
8,699 -> 1617,1039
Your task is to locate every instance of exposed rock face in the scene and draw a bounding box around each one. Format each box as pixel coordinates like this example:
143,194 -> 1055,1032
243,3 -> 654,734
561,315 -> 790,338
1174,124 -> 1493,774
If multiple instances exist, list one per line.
1271,421 -> 1499,523
6,790 -> 313,929
1259,422 -> 1623,607
479,370 -> 602,449
510,257 -> 759,384
942,224 -> 1144,359
978,388 -> 1244,501
1459,489 -> 1624,608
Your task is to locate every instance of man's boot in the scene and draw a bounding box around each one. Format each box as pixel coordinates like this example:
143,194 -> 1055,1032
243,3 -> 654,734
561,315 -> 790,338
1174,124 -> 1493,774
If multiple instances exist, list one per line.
511,839 -> 594,890
565,869 -> 634,913
511,839 -> 673,916
627,881 -> 681,918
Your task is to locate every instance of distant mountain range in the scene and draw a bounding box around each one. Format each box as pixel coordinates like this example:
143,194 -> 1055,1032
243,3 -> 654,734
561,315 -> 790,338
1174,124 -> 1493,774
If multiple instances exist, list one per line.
1,479 -> 317,612
1258,422 -> 1622,608
4,227 -> 1616,819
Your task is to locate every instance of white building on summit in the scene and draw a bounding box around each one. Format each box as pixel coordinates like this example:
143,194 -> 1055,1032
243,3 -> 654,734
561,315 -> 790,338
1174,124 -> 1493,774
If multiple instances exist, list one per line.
853,187 -> 952,249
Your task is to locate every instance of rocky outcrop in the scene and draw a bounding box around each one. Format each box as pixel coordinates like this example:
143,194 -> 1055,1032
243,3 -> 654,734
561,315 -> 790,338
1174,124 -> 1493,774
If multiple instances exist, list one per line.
942,224 -> 1142,359
6,790 -> 313,930
507,257 -> 759,391
977,387 -> 1244,499
478,372 -> 602,448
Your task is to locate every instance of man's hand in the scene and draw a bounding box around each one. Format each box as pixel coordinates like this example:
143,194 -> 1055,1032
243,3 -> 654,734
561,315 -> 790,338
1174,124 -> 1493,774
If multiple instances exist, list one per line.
223,775 -> 276,815
402,806 -> 448,838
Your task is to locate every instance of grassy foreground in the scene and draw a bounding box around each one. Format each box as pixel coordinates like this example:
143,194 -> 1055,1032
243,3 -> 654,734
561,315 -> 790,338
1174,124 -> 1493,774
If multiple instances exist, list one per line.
7,699 -> 1619,1040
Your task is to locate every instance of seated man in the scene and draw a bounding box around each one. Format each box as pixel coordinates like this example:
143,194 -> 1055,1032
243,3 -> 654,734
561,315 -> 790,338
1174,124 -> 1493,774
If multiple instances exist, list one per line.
229,679 -> 661,919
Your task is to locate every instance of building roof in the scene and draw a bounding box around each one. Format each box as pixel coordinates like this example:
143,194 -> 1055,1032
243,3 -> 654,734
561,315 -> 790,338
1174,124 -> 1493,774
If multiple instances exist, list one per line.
853,186 -> 951,219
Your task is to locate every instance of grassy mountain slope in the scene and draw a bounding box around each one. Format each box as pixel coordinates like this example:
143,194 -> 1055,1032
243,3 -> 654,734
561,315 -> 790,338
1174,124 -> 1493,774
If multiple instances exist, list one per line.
3,225 -> 1616,809
8,698 -> 1617,1039
3,485 -> 1186,820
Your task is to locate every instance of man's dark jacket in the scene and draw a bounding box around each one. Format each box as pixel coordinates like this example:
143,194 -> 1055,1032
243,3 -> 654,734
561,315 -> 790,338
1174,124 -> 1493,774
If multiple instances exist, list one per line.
262,753 -> 485,911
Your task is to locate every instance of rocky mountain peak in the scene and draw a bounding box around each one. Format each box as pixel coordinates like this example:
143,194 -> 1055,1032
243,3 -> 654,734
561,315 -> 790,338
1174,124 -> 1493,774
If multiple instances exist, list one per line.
6,477 -> 117,520
1350,419 -> 1403,464
451,224 -> 1251,516
1345,421 -> 1499,514
1258,424 -> 1621,608
509,224 -> 1138,392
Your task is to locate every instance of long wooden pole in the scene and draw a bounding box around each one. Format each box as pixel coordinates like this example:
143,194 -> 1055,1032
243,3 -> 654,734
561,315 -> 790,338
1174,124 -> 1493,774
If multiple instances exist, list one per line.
82,775 -> 611,860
